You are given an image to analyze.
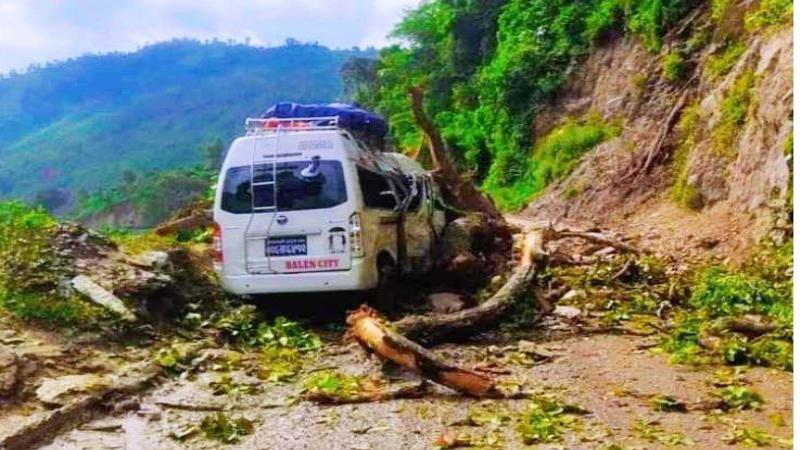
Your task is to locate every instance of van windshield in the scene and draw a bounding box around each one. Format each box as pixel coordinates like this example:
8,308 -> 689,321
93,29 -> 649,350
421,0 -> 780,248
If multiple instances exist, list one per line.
221,160 -> 347,213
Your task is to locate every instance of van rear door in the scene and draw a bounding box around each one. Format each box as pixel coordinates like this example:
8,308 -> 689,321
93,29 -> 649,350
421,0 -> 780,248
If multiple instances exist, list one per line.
220,158 -> 352,274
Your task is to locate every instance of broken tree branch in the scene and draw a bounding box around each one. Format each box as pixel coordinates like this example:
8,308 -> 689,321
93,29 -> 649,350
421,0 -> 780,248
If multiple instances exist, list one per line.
554,229 -> 647,255
303,380 -> 431,404
394,229 -> 548,345
347,306 -> 503,398
407,86 -> 502,221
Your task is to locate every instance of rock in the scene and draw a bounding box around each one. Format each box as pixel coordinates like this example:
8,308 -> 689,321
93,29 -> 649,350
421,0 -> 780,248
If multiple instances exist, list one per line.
560,289 -> 586,302
35,374 -> 110,406
429,293 -> 466,314
13,343 -> 63,359
71,275 -> 137,321
553,305 -> 582,320
0,346 -> 19,396
126,251 -> 170,269
446,252 -> 479,275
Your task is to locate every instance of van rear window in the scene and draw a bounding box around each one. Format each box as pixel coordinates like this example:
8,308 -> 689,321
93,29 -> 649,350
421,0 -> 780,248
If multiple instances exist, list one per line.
221,160 -> 347,213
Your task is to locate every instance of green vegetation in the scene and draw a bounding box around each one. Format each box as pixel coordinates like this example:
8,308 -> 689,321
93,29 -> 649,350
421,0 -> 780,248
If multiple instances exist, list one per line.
200,412 -> 255,444
662,51 -> 688,83
664,241 -> 792,369
672,103 -> 702,209
0,201 -> 58,292
712,70 -> 757,156
154,342 -> 200,374
73,139 -> 223,226
705,40 -> 746,79
303,371 -> 374,401
258,347 -> 304,382
632,419 -> 693,446
517,395 -> 587,444
215,305 -> 322,351
486,116 -> 620,210
357,0 -> 696,210
722,424 -> 787,447
651,395 -> 687,412
717,386 -> 764,411
0,201 -> 109,327
711,0 -> 733,22
0,40 -> 372,207
744,0 -> 793,33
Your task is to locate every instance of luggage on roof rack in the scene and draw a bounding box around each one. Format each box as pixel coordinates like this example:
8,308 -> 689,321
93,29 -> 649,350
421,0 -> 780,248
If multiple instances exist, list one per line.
261,102 -> 389,142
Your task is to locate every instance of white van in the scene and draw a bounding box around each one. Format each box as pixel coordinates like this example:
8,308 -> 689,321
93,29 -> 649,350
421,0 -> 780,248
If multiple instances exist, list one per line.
212,116 -> 446,301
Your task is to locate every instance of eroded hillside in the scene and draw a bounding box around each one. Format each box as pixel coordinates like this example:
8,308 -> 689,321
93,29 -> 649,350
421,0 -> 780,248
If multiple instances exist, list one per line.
523,5 -> 792,262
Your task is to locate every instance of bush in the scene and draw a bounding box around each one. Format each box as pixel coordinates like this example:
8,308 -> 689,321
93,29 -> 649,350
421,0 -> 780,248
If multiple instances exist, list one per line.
662,51 -> 688,83
705,40 -> 746,79
0,291 -> 107,327
690,267 -> 788,318
486,116 -> 620,210
713,71 -> 756,156
0,201 -> 59,292
744,0 -> 793,32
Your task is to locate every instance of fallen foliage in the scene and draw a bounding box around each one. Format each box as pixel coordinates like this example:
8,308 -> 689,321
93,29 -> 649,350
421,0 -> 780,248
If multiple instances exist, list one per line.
199,412 -> 255,444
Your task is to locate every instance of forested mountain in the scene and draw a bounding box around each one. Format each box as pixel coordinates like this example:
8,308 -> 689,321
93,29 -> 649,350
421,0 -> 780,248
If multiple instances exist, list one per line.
0,39 -> 373,211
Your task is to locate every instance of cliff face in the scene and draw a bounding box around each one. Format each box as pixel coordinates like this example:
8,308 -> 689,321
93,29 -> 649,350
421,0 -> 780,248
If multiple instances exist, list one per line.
523,8 -> 792,262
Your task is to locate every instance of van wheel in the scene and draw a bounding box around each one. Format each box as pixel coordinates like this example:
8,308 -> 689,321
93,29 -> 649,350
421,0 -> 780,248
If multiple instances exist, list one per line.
371,261 -> 397,313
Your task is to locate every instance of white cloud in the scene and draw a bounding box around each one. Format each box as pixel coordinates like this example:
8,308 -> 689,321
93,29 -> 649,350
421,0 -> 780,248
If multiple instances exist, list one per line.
0,0 -> 422,73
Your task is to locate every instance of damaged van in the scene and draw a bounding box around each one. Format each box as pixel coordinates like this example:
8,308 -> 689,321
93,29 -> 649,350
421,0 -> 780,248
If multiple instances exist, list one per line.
212,103 -> 446,303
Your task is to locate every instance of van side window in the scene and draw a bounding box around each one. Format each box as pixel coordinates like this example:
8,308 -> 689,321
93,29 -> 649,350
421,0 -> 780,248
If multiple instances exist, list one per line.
358,167 -> 396,210
220,167 -> 252,213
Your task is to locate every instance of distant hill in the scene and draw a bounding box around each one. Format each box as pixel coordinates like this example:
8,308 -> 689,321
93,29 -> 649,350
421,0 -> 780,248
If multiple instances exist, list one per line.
0,39 -> 373,211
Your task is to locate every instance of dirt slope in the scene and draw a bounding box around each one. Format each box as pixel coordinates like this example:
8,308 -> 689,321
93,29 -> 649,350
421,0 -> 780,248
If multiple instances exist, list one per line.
522,9 -> 792,263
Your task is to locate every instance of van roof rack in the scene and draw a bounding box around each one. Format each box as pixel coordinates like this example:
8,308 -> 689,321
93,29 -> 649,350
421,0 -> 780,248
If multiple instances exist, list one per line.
245,116 -> 341,136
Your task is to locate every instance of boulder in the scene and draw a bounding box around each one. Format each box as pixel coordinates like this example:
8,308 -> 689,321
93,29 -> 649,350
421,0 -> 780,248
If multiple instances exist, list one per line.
71,275 -> 137,321
429,293 -> 466,314
35,374 -> 109,406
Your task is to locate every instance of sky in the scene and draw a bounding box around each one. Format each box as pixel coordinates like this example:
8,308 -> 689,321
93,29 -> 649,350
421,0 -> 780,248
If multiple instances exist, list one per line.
0,0 -> 422,73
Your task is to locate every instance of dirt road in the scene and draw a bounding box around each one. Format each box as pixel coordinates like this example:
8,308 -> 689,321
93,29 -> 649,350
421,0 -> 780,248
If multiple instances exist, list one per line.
40,322 -> 792,450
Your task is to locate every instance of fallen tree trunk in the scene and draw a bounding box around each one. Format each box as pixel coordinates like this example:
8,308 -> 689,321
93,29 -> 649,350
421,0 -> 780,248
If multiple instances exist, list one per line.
394,229 -> 548,344
154,209 -> 212,236
407,86 -> 502,221
347,306 -> 503,398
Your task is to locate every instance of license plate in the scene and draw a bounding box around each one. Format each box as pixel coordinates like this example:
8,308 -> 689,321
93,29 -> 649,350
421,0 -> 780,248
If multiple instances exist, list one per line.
266,236 -> 307,256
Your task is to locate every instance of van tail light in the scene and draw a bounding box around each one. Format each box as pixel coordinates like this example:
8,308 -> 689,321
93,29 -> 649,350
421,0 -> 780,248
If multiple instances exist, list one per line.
212,223 -> 223,263
349,213 -> 364,257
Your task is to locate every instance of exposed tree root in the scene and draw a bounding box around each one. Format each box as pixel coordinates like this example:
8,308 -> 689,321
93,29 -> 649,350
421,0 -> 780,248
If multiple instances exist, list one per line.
394,229 -> 548,345
347,306 -> 504,398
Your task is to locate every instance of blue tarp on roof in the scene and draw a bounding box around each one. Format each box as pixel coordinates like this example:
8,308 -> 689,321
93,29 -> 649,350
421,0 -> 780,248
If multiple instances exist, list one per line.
262,102 -> 388,140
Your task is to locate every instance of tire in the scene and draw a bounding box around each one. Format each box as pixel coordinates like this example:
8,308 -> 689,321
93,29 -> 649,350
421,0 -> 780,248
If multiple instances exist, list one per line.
371,261 -> 397,313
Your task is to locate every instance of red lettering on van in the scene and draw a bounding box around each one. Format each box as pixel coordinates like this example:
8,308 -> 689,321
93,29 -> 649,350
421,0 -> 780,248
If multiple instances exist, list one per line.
285,259 -> 339,270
